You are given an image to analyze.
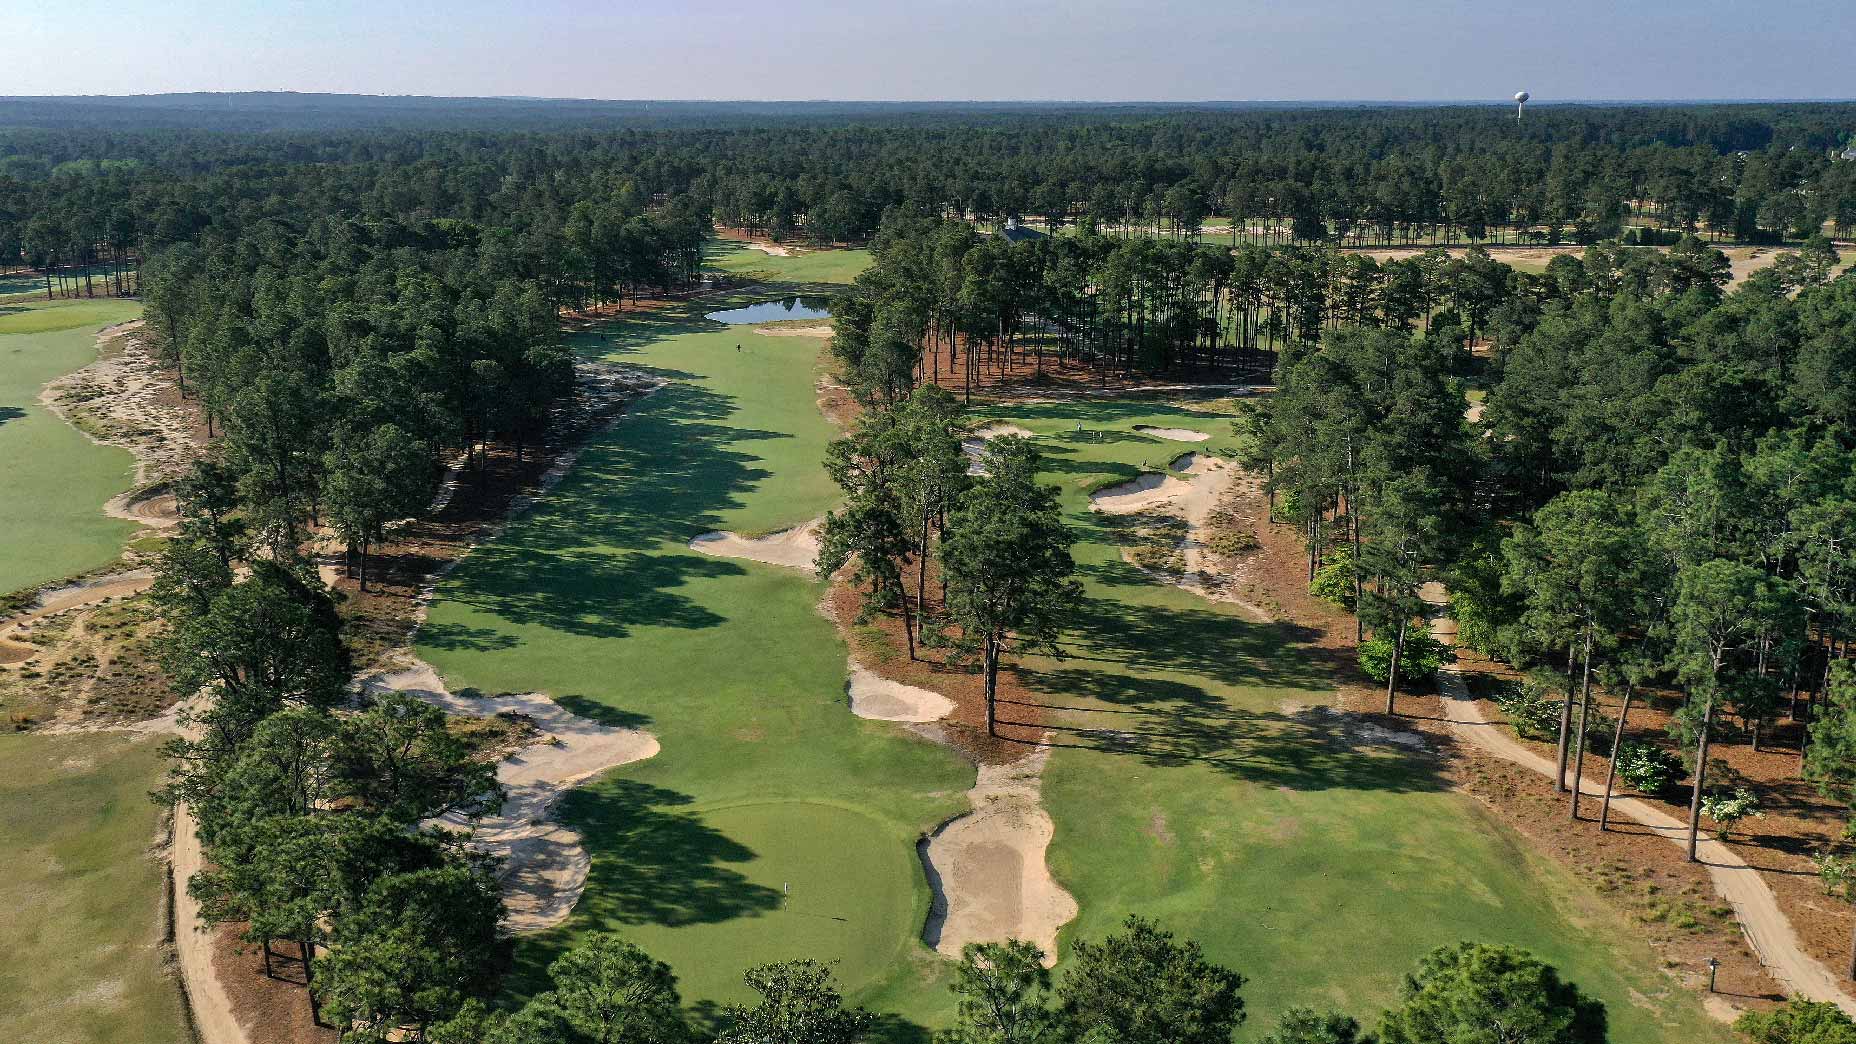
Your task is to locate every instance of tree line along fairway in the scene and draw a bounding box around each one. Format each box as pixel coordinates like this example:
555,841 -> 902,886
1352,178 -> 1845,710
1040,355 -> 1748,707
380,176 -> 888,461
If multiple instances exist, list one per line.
0,298 -> 142,594
416,288 -> 974,1030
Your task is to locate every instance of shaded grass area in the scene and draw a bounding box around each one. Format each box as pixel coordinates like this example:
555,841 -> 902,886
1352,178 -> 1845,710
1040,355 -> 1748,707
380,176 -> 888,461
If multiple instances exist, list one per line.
418,291 -> 971,1030
0,731 -> 188,1044
0,298 -> 142,592
974,401 -> 1733,1043
704,239 -> 872,286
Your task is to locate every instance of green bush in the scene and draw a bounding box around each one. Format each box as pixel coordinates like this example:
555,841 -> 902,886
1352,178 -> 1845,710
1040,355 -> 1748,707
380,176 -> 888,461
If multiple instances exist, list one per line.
1816,853 -> 1856,901
1493,673 -> 1563,741
1309,549 -> 1356,610
1735,997 -> 1856,1044
1358,629 -> 1453,686
1615,742 -> 1684,795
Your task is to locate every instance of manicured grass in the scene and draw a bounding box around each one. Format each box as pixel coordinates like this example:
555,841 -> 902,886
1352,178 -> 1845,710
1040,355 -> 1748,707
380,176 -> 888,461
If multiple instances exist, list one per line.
0,731 -> 188,1044
418,292 -> 971,1031
0,298 -> 142,593
970,401 -> 1733,1043
705,239 -> 872,285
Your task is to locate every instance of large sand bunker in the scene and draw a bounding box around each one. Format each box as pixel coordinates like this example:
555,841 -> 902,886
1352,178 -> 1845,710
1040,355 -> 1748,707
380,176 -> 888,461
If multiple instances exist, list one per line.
921,746 -> 1076,965
1133,425 -> 1210,442
1090,471 -> 1193,513
689,520 -> 822,572
847,665 -> 954,723
361,662 -> 659,932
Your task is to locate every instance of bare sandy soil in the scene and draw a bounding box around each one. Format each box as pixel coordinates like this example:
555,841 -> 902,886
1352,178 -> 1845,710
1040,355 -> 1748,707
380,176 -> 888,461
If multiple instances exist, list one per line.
689,519 -> 822,572
0,570 -> 154,666
41,320 -> 198,508
920,746 -> 1077,965
358,661 -> 660,932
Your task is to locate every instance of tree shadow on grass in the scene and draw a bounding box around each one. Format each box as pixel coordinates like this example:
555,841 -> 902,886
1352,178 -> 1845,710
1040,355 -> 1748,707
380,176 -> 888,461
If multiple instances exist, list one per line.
548,694 -> 654,731
1010,664 -> 1442,795
509,779 -> 785,996
431,379 -> 801,640
0,405 -> 25,428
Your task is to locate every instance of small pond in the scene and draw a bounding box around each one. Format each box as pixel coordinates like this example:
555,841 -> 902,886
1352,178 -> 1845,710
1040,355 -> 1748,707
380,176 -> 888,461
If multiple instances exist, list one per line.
704,296 -> 833,325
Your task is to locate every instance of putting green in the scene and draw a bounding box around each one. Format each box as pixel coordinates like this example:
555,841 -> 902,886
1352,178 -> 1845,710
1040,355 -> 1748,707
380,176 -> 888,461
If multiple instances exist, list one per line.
972,401 -> 1733,1043
0,298 -> 142,594
0,731 -> 188,1044
418,291 -> 970,1029
705,240 -> 872,286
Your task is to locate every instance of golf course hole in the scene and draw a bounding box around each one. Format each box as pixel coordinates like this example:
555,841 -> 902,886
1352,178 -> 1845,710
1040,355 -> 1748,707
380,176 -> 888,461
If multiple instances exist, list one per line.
1133,424 -> 1210,442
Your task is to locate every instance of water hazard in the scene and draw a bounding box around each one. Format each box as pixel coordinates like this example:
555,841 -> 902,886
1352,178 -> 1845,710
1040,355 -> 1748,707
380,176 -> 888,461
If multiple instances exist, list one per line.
704,297 -> 833,325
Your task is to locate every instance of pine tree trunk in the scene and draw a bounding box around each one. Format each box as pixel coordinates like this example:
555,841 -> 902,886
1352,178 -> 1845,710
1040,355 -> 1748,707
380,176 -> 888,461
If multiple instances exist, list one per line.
1555,645 -> 1577,793
1570,629 -> 1594,820
1600,688 -> 1633,831
984,638 -> 999,737
1385,616 -> 1407,714
1687,691 -> 1715,862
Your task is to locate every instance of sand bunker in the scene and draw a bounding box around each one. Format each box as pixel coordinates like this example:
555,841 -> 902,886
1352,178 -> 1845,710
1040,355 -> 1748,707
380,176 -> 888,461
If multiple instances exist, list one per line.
108,486 -> 179,527
1133,425 -> 1211,442
1090,472 -> 1193,513
754,323 -> 834,338
690,519 -> 821,572
921,747 -> 1076,964
750,243 -> 793,257
361,662 -> 659,932
847,665 -> 954,723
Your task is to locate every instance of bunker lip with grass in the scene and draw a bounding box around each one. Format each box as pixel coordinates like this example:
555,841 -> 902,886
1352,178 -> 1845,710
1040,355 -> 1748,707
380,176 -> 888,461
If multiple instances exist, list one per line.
688,519 -> 823,572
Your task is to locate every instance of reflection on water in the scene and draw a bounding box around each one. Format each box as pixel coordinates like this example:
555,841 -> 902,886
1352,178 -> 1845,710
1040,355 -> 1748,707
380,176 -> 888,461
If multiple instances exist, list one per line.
704,297 -> 833,325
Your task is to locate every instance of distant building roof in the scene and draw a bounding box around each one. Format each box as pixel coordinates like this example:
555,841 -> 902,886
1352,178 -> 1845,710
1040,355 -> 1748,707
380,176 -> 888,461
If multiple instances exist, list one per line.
1843,144 -> 1856,160
1001,218 -> 1047,243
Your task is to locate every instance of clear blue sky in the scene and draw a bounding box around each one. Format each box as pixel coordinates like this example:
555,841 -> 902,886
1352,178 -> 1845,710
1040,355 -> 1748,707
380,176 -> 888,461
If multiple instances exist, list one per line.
8,0 -> 1853,102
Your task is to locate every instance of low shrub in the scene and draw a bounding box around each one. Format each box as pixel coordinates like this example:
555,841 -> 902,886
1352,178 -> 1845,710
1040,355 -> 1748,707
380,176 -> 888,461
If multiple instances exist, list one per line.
1615,741 -> 1685,796
1358,628 -> 1453,686
1493,673 -> 1563,741
1309,549 -> 1356,610
1735,997 -> 1856,1044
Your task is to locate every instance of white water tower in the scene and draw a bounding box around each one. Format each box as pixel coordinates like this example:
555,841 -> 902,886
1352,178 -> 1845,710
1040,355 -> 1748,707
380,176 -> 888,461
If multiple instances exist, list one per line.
1514,90 -> 1531,122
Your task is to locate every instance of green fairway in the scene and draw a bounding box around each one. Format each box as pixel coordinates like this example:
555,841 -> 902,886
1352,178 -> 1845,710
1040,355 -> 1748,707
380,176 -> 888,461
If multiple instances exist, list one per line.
705,239 -> 872,285
0,731 -> 188,1044
0,298 -> 142,593
418,292 -> 971,1028
970,401 -> 1733,1043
